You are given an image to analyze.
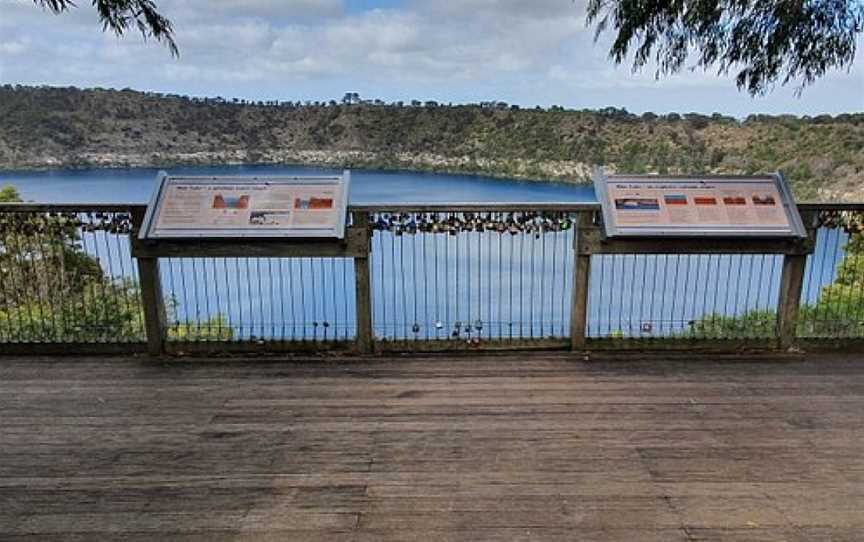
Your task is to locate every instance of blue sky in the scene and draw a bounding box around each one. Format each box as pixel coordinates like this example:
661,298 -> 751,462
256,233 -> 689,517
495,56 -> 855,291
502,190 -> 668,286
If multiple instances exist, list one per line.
1,0 -> 862,116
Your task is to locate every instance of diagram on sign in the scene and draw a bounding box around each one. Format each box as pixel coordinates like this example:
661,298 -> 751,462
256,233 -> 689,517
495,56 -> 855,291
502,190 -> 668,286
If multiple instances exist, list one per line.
140,172 -> 350,239
594,173 -> 806,238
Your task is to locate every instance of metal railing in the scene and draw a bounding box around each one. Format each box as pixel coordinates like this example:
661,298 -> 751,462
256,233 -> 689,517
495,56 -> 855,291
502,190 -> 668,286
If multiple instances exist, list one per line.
160,257 -> 356,342
2,201 -> 864,354
797,206 -> 864,340
366,208 -> 578,345
0,204 -> 145,349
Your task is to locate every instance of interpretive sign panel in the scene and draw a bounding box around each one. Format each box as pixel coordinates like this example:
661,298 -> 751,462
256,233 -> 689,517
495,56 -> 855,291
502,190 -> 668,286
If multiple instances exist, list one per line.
139,172 -> 350,239
593,172 -> 806,238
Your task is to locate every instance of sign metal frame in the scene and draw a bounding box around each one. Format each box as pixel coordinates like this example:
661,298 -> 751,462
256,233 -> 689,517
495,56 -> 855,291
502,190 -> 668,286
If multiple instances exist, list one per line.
139,171 -> 351,240
593,170 -> 807,239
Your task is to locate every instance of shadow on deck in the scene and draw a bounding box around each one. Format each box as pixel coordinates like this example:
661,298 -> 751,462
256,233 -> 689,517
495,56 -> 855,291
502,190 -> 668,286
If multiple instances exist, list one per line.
1,352 -> 863,541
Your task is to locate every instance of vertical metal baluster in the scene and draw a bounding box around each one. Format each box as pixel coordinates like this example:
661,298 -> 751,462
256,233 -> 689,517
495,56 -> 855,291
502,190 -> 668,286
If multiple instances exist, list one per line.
267,258 -> 282,341
422,223 -> 429,340
627,255 -> 637,337
668,254 -> 680,335
35,214 -> 59,341
549,220 -> 557,337
508,226 -> 514,341
188,258 -> 201,337
276,259 -> 285,341
529,226 -> 535,338
404,217 -> 411,341
382,228 -> 388,340
696,254 -> 710,339
202,259 -> 214,339
327,258 -> 335,341
638,255 -> 648,339
79,217 -> 103,341
343,258 -> 351,340
456,217 -> 463,340
240,257 -> 250,340
411,223 -> 420,341
837,230 -> 856,336
560,225 -> 568,337
518,226 -> 525,338
445,218 -> 451,338
817,228 -> 833,334
308,258 -> 318,341
6,222 -> 27,341
296,258 -> 306,341
99,219 -> 120,342
176,258 -> 191,338
852,235 -> 864,337
755,254 -> 774,337
710,254 -> 721,337
391,228 -> 398,340
819,232 -> 839,338
6,222 -> 28,342
287,258 -> 296,340
115,217 -> 138,340
0,222 -> 13,341
433,222 -> 440,339
219,258 -> 230,340
498,224 -> 504,339
1,221 -> 19,341
617,255 -> 625,335
832,228 -> 845,335
478,224 -> 483,340
650,254 -> 659,338
539,222 -> 546,337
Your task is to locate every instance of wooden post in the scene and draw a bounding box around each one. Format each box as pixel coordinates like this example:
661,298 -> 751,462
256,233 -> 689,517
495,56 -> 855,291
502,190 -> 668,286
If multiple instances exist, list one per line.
570,211 -> 593,350
777,254 -> 807,350
130,208 -> 167,356
777,209 -> 817,350
137,257 -> 167,356
353,213 -> 374,354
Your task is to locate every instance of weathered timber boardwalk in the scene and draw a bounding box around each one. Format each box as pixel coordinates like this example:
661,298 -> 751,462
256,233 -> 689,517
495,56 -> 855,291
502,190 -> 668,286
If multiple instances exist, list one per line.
1,352 -> 863,541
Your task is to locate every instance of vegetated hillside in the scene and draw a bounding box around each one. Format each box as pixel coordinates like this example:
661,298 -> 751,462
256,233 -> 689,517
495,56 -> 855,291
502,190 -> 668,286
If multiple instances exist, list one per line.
1,85 -> 863,201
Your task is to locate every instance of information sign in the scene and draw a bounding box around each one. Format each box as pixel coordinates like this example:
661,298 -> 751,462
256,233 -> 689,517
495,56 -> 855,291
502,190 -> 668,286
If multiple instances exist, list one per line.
139,172 -> 350,239
593,172 -> 806,238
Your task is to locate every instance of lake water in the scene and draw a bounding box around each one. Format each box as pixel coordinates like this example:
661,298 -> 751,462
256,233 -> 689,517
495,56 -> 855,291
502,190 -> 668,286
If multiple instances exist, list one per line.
0,165 -> 843,341
0,164 -> 595,204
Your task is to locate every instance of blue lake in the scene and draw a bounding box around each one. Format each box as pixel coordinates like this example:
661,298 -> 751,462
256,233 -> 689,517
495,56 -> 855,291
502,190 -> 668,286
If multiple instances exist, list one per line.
0,164 -> 595,204
0,165 -> 845,341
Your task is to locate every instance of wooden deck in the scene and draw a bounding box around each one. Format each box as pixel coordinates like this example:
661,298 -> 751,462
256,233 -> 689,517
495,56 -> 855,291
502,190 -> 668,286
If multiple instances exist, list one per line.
1,352 -> 863,541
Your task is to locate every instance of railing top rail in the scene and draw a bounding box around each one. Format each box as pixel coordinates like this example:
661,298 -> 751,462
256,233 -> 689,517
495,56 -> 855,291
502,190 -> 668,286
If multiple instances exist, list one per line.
2,201 -> 864,214
349,202 -> 599,212
0,203 -> 147,213
798,202 -> 864,211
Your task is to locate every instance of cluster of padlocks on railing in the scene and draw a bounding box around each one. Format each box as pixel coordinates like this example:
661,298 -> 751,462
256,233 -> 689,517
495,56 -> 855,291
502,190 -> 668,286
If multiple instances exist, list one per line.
0,211 -> 134,236
369,211 -> 575,236
401,319 -> 488,341
817,209 -> 864,234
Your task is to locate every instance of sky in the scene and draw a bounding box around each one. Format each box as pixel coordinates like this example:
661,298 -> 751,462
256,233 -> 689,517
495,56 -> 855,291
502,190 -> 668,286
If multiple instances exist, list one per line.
1,0 -> 862,116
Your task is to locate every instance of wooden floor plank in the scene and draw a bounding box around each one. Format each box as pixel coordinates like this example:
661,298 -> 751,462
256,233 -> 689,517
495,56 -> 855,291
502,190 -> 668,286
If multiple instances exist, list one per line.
0,351 -> 863,540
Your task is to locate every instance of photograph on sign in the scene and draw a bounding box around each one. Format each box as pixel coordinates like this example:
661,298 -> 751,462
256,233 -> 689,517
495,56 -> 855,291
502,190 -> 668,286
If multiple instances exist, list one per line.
140,172 -> 350,239
594,172 -> 806,238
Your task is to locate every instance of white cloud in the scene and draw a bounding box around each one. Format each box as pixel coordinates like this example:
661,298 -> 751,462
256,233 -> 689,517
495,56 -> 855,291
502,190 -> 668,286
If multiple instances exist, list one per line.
0,0 -> 860,115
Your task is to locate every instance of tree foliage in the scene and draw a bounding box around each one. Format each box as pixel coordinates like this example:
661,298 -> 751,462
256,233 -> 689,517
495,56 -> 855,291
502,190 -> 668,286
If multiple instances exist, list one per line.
33,0 -> 177,56
587,0 -> 864,95
0,191 -> 231,342
0,185 -> 20,203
